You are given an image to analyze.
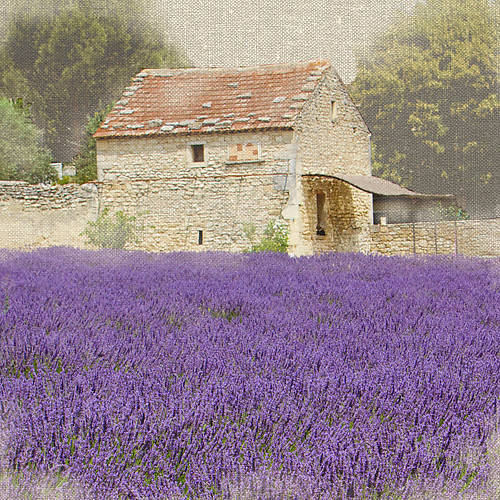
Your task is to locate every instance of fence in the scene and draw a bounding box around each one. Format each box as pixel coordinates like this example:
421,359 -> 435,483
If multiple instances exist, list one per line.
370,217 -> 499,257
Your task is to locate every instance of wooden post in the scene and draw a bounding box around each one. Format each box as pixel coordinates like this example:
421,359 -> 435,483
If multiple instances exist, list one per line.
412,222 -> 416,254
433,210 -> 438,255
454,217 -> 458,255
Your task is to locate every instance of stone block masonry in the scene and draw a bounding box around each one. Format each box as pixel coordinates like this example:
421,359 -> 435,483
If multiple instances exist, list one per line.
0,178 -> 497,258
97,130 -> 292,253
370,218 -> 500,257
0,181 -> 98,249
293,68 -> 372,255
94,61 -> 374,256
301,177 -> 371,254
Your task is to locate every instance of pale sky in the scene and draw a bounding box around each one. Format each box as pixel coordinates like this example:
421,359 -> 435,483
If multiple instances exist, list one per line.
2,0 -> 418,83
156,0 -> 417,82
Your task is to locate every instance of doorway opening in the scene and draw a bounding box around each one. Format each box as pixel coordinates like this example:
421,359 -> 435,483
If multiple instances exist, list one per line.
316,192 -> 327,236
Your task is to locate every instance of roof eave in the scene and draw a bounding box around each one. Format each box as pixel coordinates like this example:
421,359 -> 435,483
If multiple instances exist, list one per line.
386,193 -> 456,199
302,173 -> 454,198
94,124 -> 296,140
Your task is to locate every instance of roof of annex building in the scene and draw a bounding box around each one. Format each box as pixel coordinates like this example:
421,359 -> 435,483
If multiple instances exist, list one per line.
303,173 -> 455,198
94,60 -> 333,139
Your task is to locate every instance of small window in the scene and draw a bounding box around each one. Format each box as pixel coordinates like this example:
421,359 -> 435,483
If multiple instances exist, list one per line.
316,192 -> 327,235
198,230 -> 203,245
331,100 -> 338,122
191,144 -> 204,162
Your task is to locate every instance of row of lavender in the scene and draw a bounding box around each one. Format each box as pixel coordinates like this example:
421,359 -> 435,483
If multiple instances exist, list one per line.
0,248 -> 498,498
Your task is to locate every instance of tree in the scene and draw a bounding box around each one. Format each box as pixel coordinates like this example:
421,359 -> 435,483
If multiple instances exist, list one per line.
349,0 -> 499,217
0,97 -> 56,183
0,2 -> 189,162
72,103 -> 115,184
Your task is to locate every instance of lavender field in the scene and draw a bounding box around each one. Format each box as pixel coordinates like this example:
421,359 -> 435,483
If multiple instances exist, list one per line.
0,248 -> 498,499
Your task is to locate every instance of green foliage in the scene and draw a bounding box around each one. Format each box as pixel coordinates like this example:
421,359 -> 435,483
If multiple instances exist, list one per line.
0,97 -> 56,183
349,0 -> 499,216
433,201 -> 471,221
243,219 -> 289,253
208,307 -> 241,322
0,2 -> 190,162
241,222 -> 257,246
82,208 -> 140,249
56,176 -> 74,185
73,103 -> 114,183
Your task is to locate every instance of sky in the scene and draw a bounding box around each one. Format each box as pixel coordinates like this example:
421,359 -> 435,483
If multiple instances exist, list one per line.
156,0 -> 417,82
1,0 -> 418,82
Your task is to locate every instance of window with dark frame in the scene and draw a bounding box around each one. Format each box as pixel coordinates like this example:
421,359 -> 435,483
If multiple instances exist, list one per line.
198,230 -> 203,245
191,144 -> 205,162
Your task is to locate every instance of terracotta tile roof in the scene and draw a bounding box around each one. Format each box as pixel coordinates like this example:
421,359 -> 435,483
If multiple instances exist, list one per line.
94,60 -> 331,139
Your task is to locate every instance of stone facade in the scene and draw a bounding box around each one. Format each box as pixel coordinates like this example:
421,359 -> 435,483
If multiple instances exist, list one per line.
370,218 -> 500,257
292,68 -> 372,254
0,178 -> 497,258
97,130 -> 292,252
301,177 -> 372,254
96,63 -> 373,256
0,181 -> 98,249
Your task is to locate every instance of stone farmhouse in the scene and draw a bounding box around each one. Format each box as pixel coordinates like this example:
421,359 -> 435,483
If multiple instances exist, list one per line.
93,60 -> 451,255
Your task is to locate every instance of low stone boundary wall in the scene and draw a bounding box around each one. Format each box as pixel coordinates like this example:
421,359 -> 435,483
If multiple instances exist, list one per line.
370,218 -> 499,257
1,180 -> 497,257
0,181 -> 98,249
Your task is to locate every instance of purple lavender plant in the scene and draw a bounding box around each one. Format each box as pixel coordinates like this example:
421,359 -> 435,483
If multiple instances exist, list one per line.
0,248 -> 498,498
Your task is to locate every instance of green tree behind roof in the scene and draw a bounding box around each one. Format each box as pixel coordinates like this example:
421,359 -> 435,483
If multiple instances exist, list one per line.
0,1 -> 190,163
349,0 -> 499,217
72,103 -> 114,184
0,97 -> 56,183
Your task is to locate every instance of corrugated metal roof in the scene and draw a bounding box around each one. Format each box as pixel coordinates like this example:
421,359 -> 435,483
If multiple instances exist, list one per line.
94,60 -> 331,139
303,173 -> 454,198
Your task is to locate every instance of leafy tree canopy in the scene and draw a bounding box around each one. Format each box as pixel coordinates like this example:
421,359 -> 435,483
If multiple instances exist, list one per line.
0,1 -> 189,163
72,103 -> 115,184
349,0 -> 499,217
0,97 -> 56,183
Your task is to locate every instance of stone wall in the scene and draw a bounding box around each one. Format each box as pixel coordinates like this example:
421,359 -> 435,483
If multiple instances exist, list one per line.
97,130 -> 293,252
0,181 -> 98,249
293,67 -> 373,254
1,178 -> 496,258
370,218 -> 500,257
302,177 -> 372,254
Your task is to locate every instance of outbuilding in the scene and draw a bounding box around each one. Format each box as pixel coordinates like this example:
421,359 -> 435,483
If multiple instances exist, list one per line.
94,60 -> 449,255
